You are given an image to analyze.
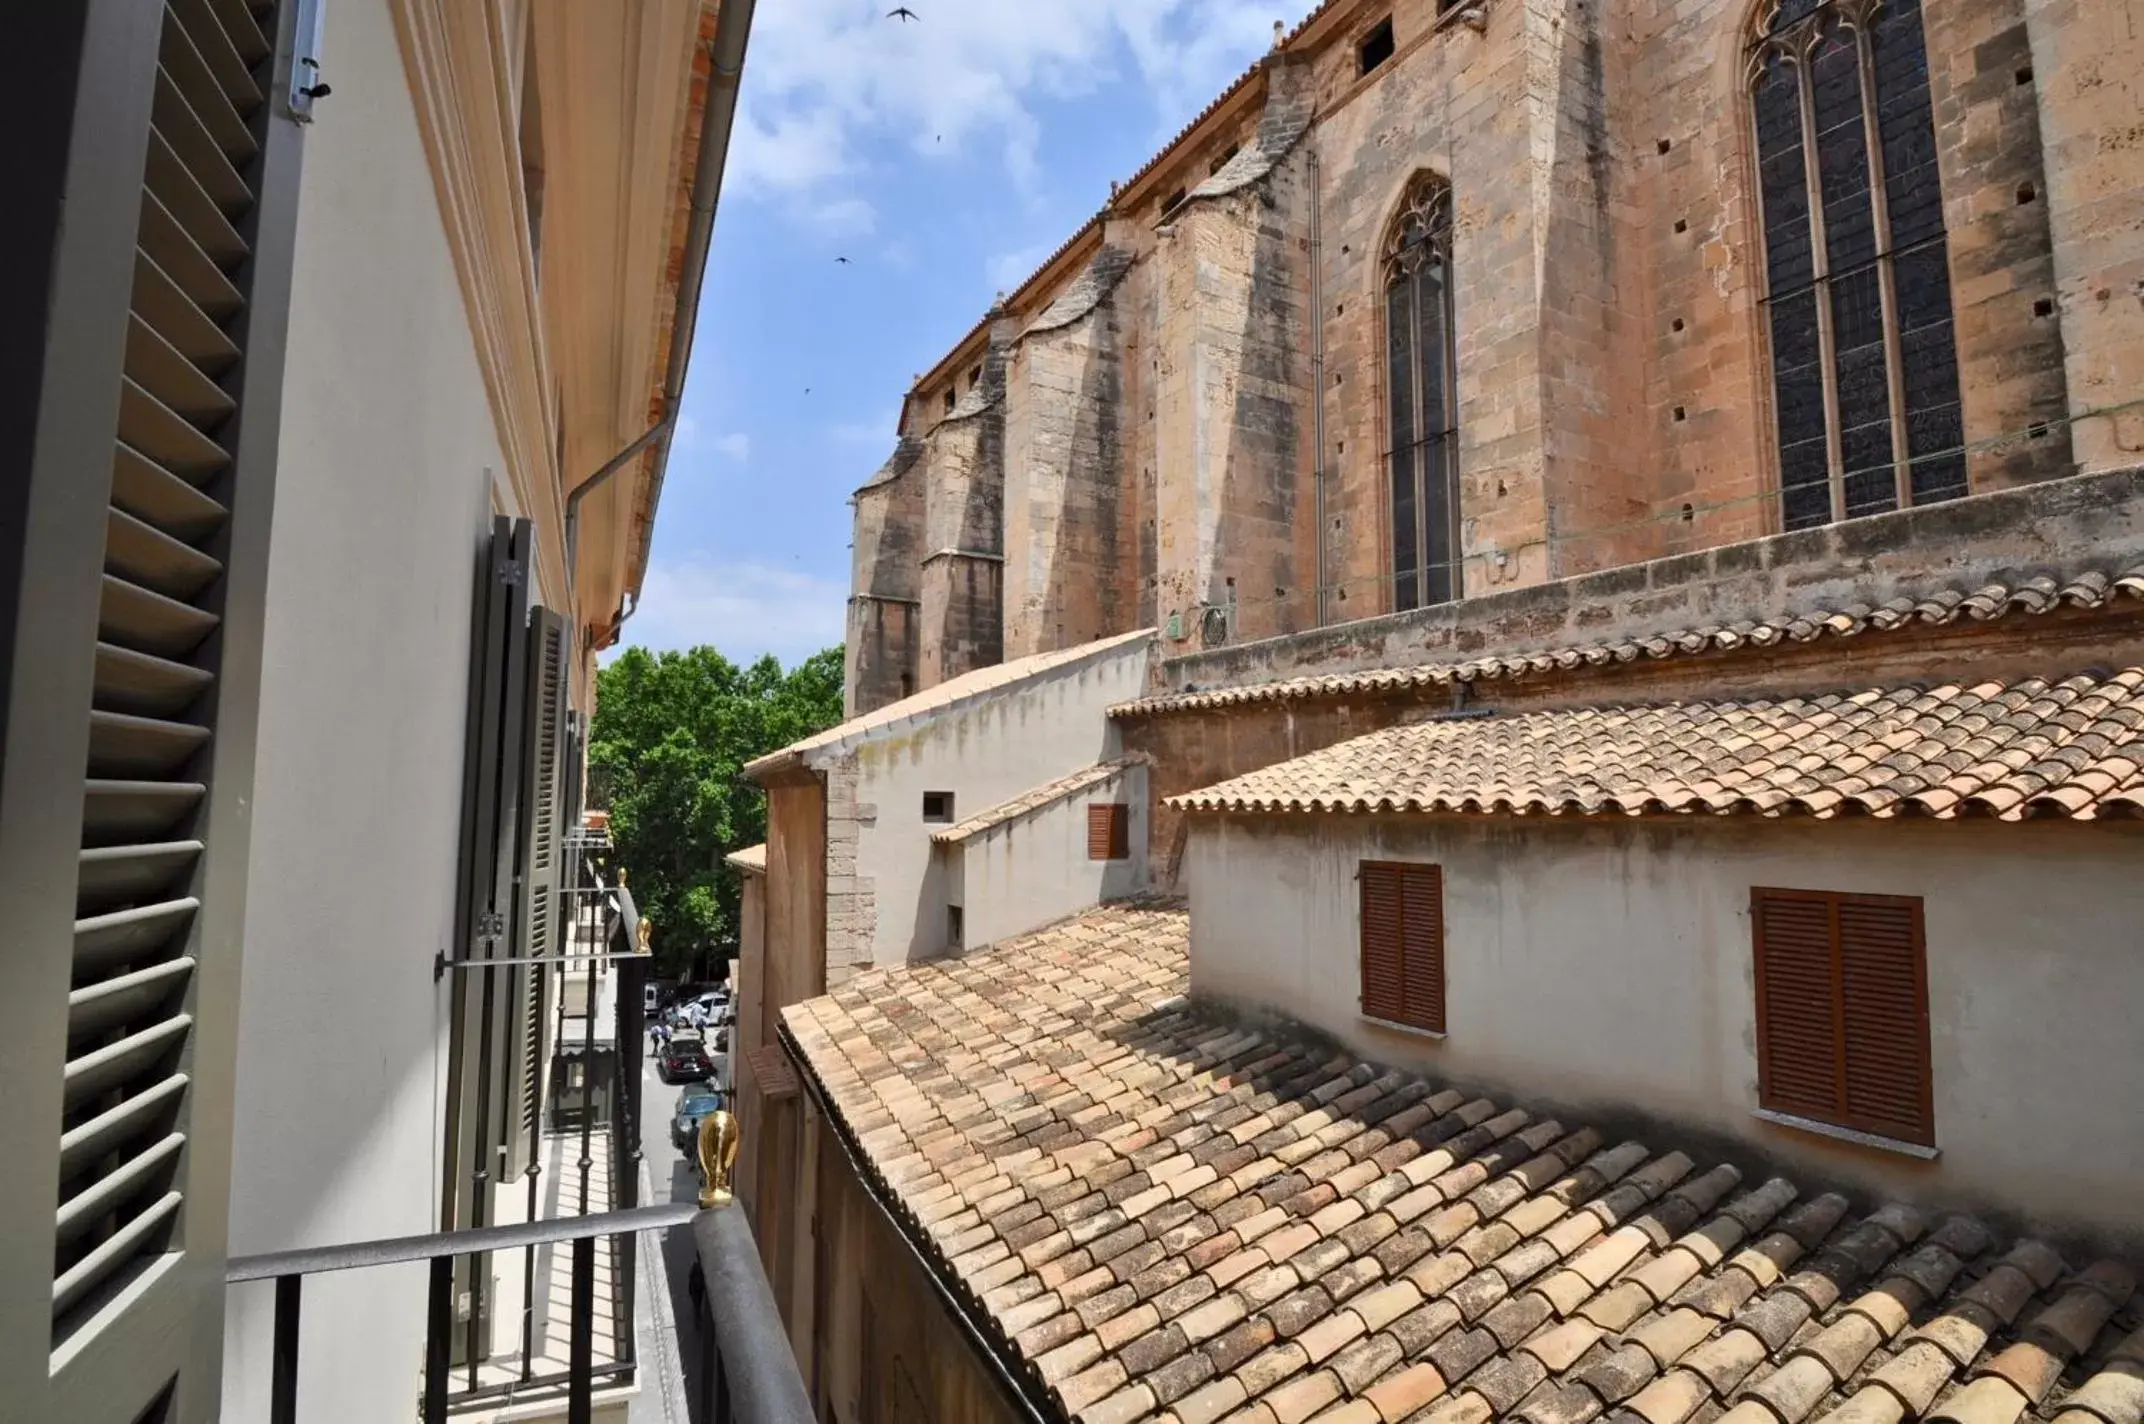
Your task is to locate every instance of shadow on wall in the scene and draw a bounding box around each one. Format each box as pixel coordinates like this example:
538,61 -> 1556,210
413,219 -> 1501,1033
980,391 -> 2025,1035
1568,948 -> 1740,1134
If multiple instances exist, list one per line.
1054,282 -> 1126,652
1214,172 -> 1305,647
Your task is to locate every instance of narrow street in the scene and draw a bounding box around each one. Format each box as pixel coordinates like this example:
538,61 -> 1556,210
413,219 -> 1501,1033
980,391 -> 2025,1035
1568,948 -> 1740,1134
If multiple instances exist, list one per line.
630,1024 -> 732,1424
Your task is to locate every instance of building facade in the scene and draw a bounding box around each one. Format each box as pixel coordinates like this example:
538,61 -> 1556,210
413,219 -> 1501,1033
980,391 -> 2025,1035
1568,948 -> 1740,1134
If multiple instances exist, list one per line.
845,0 -> 2143,717
0,1 -> 746,1419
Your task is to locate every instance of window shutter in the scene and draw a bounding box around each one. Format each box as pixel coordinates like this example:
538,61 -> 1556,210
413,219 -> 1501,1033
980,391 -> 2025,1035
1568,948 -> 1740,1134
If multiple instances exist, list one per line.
1360,862 -> 1444,1033
1752,890 -> 1843,1121
1087,803 -> 1128,861
0,0 -> 303,1410
1752,888 -> 1931,1146
1358,864 -> 1407,1024
505,607 -> 565,1175
1836,897 -> 1932,1144
1399,865 -> 1445,1033
441,518 -> 532,1366
51,0 -> 299,1386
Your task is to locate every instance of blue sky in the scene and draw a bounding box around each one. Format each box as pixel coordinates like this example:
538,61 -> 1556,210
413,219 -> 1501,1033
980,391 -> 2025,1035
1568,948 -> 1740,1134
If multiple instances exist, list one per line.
621,0 -> 1320,669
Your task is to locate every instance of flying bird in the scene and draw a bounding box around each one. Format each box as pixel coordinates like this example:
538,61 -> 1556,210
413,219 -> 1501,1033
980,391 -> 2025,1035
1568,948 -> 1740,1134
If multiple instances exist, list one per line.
836,256 -> 850,264
887,6 -> 919,20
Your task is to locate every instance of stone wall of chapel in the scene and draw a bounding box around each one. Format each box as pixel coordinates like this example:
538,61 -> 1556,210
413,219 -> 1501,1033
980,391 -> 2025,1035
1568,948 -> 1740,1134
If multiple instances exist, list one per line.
845,435 -> 923,716
844,0 -> 2117,710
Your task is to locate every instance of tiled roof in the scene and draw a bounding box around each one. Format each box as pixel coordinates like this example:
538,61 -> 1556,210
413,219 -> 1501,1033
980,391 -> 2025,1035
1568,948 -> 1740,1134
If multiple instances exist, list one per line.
725,842 -> 766,872
743,628 -> 1154,779
743,1044 -> 796,1099
1168,671 -> 2144,822
1111,567 -> 2144,718
932,758 -> 1148,845
782,905 -> 2142,1424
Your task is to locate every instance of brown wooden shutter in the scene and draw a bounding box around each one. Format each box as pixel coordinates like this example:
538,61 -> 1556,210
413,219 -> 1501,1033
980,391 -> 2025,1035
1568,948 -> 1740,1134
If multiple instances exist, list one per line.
1752,890 -> 1843,1120
1836,897 -> 1932,1144
1752,888 -> 1931,1146
1087,803 -> 1128,861
1358,863 -> 1407,1024
1361,863 -> 1445,1033
1400,865 -> 1446,1033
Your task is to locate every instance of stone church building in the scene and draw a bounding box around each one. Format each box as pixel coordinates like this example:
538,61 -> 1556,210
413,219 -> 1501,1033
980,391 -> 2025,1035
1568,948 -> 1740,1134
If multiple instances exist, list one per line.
844,0 -> 2138,716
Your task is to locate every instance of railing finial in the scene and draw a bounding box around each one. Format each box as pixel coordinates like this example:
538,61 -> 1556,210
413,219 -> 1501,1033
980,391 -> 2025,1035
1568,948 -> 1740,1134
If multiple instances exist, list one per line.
698,1109 -> 740,1208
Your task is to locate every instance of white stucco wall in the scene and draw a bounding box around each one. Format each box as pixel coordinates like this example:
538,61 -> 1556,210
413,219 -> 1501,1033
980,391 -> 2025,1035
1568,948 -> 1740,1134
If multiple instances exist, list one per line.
844,640 -> 1151,964
1185,813 -> 2144,1237
948,764 -> 1149,952
220,3 -> 514,1416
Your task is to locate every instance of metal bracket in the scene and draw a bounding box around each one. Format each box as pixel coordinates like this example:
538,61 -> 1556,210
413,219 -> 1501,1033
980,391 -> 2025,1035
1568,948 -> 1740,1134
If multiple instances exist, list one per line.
287,0 -> 329,123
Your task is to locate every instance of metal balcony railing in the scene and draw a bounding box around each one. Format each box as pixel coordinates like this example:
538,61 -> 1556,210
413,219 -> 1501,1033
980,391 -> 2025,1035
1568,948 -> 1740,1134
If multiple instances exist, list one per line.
225,832 -> 809,1422
225,1194 -> 811,1424
229,832 -> 808,1419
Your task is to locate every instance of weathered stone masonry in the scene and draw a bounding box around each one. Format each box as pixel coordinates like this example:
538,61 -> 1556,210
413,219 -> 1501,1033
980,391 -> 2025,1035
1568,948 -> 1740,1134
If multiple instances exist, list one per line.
845,436 -> 923,717
843,0 -> 2141,717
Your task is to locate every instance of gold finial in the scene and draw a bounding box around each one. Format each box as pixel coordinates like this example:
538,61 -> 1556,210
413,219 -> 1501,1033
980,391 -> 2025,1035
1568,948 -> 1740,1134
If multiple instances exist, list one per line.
637,915 -> 653,952
618,869 -> 628,888
697,1109 -> 740,1208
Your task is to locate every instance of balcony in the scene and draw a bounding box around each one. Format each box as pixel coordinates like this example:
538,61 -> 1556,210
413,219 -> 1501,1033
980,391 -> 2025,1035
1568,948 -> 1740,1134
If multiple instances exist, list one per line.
223,838 -> 806,1424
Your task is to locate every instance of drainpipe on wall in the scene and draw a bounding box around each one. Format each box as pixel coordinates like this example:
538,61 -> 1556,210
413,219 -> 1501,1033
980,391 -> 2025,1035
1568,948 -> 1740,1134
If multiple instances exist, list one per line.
1309,147 -> 1328,629
562,0 -> 757,616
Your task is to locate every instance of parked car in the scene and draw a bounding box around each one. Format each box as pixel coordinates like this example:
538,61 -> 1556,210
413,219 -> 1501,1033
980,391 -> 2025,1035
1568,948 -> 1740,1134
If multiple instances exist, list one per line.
643,983 -> 660,1017
670,1086 -> 727,1150
657,1031 -> 712,1084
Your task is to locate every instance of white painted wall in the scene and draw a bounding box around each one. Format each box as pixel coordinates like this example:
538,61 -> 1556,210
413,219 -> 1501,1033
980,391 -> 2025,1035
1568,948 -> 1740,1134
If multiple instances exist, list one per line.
839,640 -> 1150,964
220,4 -> 512,1417
1185,813 -> 2144,1237
948,764 -> 1148,952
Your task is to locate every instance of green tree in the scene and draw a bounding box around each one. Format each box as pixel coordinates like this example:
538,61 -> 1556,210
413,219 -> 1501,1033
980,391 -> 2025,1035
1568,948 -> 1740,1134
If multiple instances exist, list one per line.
589,644 -> 843,979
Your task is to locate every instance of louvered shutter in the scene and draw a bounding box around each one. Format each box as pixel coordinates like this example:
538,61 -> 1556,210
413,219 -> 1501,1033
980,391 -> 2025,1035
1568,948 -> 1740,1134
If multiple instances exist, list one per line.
0,0 -> 304,1412
1752,890 -> 1843,1120
1087,804 -> 1128,861
441,518 -> 532,1366
1360,862 -> 1444,1033
1359,864 -> 1407,1024
1398,865 -> 1445,1033
1752,888 -> 1931,1146
1836,897 -> 1932,1145
505,607 -> 565,1177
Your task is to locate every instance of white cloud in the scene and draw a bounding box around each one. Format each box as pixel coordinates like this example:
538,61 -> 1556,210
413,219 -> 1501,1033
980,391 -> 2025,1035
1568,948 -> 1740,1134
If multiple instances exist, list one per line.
728,0 -> 1315,221
616,558 -> 847,668
711,432 -> 751,461
809,196 -> 879,240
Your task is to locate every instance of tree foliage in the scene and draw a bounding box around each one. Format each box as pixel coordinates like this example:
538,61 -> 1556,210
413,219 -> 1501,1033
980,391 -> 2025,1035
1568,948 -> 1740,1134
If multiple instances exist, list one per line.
590,645 -> 843,979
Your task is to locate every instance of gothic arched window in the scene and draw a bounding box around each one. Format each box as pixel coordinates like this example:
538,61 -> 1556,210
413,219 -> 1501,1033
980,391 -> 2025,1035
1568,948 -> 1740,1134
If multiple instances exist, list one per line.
1384,175 -> 1460,611
1750,0 -> 1966,531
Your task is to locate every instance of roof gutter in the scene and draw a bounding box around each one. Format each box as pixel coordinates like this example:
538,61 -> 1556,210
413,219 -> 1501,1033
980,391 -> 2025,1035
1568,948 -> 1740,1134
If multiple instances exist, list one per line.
565,0 -> 756,611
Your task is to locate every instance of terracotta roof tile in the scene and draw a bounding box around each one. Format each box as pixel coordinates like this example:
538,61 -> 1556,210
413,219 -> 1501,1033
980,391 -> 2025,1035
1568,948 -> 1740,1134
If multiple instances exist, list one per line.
781,904 -> 2140,1424
1112,567 -> 2144,718
1168,671 -> 2144,821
